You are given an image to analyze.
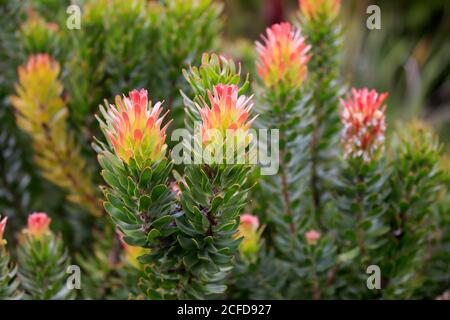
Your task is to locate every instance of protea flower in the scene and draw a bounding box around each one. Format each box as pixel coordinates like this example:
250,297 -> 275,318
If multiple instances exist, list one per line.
237,214 -> 262,261
256,22 -> 311,90
197,84 -> 256,151
0,216 -> 7,246
16,54 -> 60,88
99,89 -> 171,165
299,0 -> 340,20
26,212 -> 51,238
305,229 -> 321,245
340,88 -> 388,162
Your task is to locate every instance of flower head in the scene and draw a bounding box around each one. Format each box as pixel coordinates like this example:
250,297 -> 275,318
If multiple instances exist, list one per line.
237,214 -> 262,262
299,0 -> 340,20
240,214 -> 260,232
100,89 -> 171,165
27,212 -> 51,238
305,230 -> 321,245
197,84 -> 256,149
340,88 -> 388,162
18,54 -> 60,83
256,22 -> 311,90
0,216 -> 7,246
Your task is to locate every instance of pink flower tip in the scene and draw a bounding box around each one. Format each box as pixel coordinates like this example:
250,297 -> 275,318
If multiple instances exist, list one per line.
27,212 -> 51,238
240,214 -> 260,231
305,230 -> 321,245
256,22 -> 311,90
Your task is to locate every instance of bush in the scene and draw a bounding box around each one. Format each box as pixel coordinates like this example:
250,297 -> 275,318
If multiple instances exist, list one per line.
0,0 -> 448,300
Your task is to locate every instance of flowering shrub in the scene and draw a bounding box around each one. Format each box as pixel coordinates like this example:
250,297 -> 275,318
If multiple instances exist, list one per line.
0,0 -> 448,300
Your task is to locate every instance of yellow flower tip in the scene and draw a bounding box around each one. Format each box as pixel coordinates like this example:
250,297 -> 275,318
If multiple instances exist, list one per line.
102,88 -> 171,165
198,84 -> 256,148
340,88 -> 389,162
299,0 -> 341,20
26,212 -> 52,239
0,216 -> 8,246
305,229 -> 321,245
256,22 -> 311,90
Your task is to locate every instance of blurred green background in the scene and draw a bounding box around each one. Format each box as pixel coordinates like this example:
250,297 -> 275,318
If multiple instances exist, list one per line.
221,0 -> 450,153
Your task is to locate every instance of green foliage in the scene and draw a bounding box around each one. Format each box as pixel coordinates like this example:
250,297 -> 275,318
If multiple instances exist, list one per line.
0,245 -> 23,299
0,0 -> 448,301
297,11 -> 344,228
175,163 -> 252,298
333,157 -> 390,298
17,233 -> 74,299
382,122 -> 445,299
76,224 -> 141,299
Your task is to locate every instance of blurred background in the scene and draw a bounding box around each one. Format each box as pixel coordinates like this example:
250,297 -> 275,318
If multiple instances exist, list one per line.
221,0 -> 450,152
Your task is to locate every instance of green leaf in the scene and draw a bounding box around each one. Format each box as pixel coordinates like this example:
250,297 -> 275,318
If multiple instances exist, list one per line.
151,184 -> 167,202
338,247 -> 360,263
147,229 -> 161,241
139,195 -> 152,211
139,167 -> 153,187
151,215 -> 173,229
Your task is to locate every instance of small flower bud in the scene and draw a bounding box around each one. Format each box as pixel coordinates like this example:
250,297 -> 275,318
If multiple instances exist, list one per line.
26,212 -> 51,238
237,214 -> 262,262
305,230 -> 321,245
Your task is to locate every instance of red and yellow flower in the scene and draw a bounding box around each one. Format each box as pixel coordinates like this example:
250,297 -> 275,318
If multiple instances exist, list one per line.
197,84 -> 256,150
0,216 -> 7,246
26,212 -> 52,238
340,88 -> 388,162
256,22 -> 311,90
299,0 -> 340,21
100,89 -> 171,165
